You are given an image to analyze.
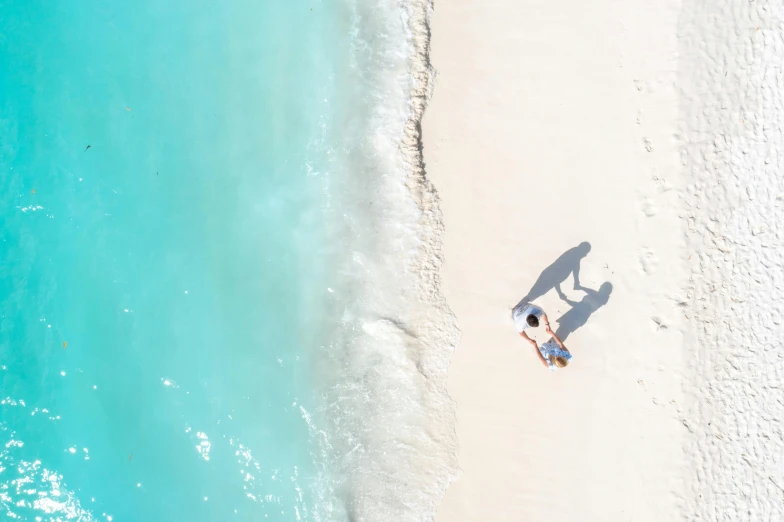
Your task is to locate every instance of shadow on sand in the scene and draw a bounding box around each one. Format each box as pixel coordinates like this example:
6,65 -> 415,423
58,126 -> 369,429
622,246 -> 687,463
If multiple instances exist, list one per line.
514,242 -> 613,343
555,282 -> 613,341
515,241 -> 592,308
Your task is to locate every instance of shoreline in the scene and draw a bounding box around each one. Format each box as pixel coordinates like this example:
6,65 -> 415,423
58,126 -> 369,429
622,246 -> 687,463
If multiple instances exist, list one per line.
424,0 -> 687,520
307,1 -> 459,519
399,0 -> 462,515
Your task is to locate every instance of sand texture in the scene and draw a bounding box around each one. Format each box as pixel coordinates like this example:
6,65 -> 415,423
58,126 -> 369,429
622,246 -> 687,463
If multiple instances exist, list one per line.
679,1 -> 784,519
420,0 -> 782,519
424,0 -> 686,519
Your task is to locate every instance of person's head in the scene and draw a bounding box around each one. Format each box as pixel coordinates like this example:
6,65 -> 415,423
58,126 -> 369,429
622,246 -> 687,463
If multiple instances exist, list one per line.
526,314 -> 539,328
549,355 -> 569,368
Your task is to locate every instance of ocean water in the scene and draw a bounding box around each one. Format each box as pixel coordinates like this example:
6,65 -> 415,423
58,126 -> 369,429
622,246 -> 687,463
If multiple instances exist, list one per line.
0,1 -> 457,521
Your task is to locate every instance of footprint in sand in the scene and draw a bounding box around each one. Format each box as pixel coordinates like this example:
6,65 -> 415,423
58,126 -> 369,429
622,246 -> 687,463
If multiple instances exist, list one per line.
639,249 -> 659,274
641,197 -> 657,217
651,317 -> 668,331
651,170 -> 674,193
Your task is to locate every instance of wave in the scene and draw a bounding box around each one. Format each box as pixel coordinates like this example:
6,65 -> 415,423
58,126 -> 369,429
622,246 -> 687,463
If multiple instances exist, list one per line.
303,0 -> 459,520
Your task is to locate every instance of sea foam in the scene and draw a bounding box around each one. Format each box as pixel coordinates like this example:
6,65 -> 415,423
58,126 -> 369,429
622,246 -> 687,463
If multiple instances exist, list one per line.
304,0 -> 459,520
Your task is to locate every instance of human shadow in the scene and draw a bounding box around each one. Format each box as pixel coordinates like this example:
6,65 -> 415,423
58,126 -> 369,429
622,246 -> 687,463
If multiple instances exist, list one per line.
555,282 -> 613,342
515,242 -> 592,308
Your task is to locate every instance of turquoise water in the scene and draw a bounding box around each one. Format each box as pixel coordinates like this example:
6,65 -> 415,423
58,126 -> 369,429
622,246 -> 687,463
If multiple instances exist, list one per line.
1,1 -> 459,520
0,1 -> 343,520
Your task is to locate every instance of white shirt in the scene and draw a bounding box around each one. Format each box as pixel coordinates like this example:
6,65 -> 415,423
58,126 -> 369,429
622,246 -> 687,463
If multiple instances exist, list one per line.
512,302 -> 544,333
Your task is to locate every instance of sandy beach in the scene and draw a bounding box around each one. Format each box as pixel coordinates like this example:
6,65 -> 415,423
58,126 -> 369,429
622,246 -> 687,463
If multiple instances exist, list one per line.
424,0 -> 784,519
424,0 -> 687,520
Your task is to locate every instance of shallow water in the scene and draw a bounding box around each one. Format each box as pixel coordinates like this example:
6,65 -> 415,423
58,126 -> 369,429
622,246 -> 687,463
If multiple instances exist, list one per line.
0,1 -> 337,520
0,1 -> 457,520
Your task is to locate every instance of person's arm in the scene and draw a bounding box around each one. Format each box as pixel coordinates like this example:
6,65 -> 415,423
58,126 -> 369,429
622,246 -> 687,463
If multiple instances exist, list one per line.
541,312 -> 550,328
521,331 -> 548,368
533,344 -> 549,367
544,325 -> 570,353
519,330 -> 537,346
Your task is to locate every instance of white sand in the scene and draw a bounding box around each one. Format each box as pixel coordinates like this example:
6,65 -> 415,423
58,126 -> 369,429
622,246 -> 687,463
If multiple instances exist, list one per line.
424,0 -> 784,518
679,2 -> 784,519
423,0 -> 689,520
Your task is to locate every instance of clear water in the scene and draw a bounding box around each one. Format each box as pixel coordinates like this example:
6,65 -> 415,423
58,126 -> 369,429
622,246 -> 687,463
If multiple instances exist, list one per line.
0,1 -> 339,520
0,1 -> 458,521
